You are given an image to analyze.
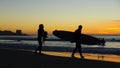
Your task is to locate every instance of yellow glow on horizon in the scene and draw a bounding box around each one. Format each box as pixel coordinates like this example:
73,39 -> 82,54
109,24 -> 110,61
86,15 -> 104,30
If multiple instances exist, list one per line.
107,27 -> 120,30
1,19 -> 120,35
0,0 -> 120,35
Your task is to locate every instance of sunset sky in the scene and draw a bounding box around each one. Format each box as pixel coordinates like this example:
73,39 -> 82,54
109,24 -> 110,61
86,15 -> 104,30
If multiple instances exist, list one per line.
0,0 -> 120,35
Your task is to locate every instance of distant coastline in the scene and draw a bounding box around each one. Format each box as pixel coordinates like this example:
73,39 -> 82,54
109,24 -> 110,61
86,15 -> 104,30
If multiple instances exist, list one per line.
0,30 -> 28,36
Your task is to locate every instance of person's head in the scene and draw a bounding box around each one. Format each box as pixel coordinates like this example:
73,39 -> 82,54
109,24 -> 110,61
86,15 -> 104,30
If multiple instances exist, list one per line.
78,25 -> 82,29
39,24 -> 44,29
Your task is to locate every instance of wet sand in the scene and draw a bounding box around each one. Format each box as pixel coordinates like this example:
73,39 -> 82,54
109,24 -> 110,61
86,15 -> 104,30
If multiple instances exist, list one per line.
42,51 -> 120,63
0,48 -> 120,68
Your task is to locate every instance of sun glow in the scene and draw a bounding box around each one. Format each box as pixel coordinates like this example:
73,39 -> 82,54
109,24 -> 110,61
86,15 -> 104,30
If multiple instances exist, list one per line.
107,27 -> 120,30
0,0 -> 120,35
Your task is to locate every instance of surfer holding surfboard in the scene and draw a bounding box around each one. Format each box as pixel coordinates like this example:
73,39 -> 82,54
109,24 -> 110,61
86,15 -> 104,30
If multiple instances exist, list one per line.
35,24 -> 48,55
71,25 -> 84,59
53,26 -> 106,58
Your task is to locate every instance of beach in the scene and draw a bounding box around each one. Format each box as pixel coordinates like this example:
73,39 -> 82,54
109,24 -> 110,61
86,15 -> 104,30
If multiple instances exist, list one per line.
42,51 -> 120,63
0,35 -> 120,68
0,48 -> 120,68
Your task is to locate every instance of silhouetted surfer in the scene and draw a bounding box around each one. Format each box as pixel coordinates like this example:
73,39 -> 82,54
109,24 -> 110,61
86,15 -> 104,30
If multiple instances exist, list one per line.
35,24 -> 47,55
71,25 -> 84,59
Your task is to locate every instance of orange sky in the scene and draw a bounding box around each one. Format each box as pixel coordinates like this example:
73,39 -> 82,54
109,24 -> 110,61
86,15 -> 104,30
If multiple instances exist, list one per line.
0,0 -> 120,35
1,20 -> 120,35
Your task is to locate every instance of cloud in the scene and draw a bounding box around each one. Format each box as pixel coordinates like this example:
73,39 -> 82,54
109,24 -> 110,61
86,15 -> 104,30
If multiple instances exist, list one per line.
112,20 -> 120,22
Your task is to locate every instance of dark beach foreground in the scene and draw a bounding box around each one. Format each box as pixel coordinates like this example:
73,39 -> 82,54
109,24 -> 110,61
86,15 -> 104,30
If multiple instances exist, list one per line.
0,48 -> 120,68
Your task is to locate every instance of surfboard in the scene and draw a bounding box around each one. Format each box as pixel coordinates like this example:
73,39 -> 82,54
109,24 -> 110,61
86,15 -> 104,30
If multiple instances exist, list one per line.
53,30 -> 105,45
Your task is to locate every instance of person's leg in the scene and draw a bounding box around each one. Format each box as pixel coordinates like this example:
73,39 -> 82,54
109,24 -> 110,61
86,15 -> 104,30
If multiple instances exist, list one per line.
38,41 -> 42,54
78,44 -> 84,59
71,43 -> 78,57
35,41 -> 42,53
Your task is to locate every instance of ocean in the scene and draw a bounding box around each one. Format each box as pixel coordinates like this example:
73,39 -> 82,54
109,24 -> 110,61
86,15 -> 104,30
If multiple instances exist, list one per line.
0,35 -> 120,55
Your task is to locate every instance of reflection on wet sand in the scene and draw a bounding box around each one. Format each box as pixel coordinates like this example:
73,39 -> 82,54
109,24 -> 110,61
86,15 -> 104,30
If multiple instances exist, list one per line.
42,51 -> 120,63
